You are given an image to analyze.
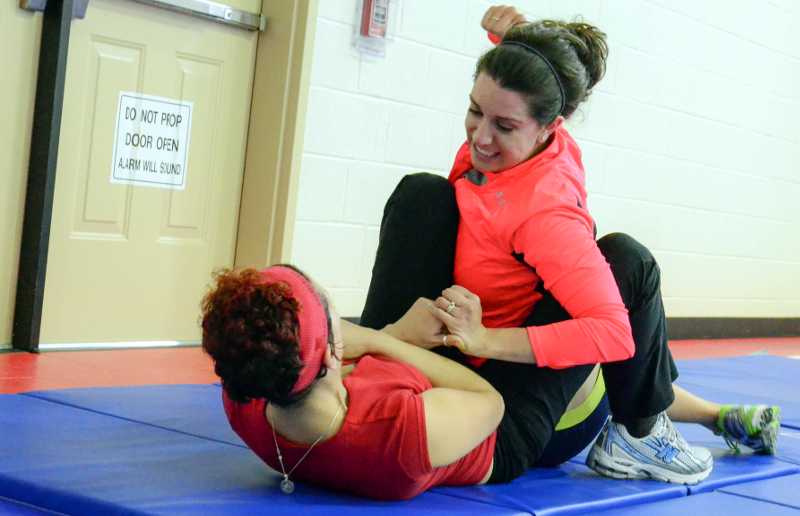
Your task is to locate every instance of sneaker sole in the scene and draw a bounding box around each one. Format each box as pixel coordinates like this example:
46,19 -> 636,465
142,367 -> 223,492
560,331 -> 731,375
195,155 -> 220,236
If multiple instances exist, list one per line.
586,444 -> 712,485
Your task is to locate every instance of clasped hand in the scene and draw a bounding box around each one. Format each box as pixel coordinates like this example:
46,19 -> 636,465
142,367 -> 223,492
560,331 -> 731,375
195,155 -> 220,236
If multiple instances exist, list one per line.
384,286 -> 489,357
433,285 -> 489,357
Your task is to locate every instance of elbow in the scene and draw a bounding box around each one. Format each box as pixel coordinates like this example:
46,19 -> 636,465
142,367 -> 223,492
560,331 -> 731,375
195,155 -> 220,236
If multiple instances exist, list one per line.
609,319 -> 635,362
617,337 -> 635,361
490,390 -> 505,428
590,313 -> 635,363
618,316 -> 635,360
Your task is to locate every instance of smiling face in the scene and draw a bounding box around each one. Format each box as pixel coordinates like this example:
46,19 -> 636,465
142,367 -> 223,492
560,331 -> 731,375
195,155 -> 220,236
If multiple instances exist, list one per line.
465,72 -> 552,173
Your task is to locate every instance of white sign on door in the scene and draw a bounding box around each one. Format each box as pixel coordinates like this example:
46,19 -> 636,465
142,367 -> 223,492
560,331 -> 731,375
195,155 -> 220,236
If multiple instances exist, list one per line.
111,92 -> 193,189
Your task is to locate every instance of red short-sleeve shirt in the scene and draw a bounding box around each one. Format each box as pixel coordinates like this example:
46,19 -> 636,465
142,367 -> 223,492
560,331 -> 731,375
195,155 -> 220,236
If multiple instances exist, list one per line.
223,355 -> 496,500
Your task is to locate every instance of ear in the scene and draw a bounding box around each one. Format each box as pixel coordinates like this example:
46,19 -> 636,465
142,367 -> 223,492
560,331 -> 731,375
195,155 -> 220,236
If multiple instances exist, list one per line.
543,115 -> 565,141
322,340 -> 338,370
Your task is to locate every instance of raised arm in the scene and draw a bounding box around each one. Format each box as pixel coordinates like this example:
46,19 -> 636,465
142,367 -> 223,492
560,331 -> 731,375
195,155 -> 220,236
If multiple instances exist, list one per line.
341,320 -> 504,468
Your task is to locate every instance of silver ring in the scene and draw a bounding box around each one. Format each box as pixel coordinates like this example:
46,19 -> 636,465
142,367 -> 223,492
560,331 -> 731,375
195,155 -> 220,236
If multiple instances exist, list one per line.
442,334 -> 448,346
446,301 -> 457,315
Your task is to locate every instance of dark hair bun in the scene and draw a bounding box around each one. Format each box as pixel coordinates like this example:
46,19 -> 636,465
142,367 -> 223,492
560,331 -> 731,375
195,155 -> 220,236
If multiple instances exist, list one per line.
563,21 -> 608,91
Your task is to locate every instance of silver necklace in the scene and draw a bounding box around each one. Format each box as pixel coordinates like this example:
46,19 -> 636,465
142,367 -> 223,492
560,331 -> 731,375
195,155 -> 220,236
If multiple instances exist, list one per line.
269,402 -> 343,494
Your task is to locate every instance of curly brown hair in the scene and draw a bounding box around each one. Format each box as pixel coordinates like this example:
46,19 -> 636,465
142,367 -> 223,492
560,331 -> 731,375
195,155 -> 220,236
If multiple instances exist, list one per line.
200,266 -> 331,406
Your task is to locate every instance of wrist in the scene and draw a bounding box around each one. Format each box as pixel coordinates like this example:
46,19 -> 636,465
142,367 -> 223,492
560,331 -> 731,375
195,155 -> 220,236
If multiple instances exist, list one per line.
382,322 -> 406,342
476,326 -> 492,358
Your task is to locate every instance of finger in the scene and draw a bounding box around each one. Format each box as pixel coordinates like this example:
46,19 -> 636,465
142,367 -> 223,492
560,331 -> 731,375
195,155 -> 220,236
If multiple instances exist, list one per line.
435,296 -> 462,319
443,289 -> 472,311
494,6 -> 520,31
439,295 -> 471,320
441,287 -> 470,307
451,285 -> 481,304
429,301 -> 458,325
480,6 -> 501,30
445,334 -> 466,352
510,12 -> 527,27
448,284 -> 473,298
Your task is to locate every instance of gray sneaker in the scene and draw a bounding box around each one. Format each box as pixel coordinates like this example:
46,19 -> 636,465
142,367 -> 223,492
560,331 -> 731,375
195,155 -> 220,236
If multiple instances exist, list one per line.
586,412 -> 713,485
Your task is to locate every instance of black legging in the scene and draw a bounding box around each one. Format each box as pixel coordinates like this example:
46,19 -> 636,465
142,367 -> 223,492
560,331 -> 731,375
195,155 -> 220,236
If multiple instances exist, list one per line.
360,173 -> 678,482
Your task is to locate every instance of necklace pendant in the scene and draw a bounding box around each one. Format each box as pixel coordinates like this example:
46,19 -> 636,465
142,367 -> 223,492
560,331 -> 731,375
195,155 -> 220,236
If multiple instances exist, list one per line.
280,477 -> 295,494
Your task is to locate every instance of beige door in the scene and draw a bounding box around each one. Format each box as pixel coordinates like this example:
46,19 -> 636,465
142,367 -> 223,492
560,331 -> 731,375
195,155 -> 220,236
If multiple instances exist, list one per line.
40,0 -> 260,346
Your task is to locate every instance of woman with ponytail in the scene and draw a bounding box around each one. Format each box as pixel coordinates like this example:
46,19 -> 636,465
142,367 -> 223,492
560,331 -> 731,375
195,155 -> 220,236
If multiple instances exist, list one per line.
360,5 -> 780,485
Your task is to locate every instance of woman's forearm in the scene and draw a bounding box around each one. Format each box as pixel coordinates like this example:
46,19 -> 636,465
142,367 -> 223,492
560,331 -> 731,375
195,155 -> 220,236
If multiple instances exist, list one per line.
479,327 -> 537,364
342,320 -> 497,394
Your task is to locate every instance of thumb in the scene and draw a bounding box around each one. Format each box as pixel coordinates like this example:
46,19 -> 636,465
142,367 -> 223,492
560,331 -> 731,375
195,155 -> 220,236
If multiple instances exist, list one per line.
444,334 -> 466,352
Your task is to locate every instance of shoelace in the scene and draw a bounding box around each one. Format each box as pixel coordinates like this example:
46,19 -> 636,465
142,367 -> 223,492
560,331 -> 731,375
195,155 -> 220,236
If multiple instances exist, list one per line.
660,414 -> 687,450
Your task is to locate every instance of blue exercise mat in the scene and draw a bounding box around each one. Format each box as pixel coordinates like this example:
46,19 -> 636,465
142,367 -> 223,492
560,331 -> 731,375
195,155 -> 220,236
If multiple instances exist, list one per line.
22,383 -> 733,512
23,385 -> 687,514
676,356 -> 800,429
0,497 -> 58,515
719,473 -> 800,510
24,384 -> 243,447
773,427 -> 800,466
4,355 -> 799,515
587,491 -> 800,515
433,462 -> 687,515
0,394 -> 525,515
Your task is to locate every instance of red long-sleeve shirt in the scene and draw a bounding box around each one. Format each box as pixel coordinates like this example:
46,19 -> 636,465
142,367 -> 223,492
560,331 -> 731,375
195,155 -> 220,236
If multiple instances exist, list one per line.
449,127 -> 634,368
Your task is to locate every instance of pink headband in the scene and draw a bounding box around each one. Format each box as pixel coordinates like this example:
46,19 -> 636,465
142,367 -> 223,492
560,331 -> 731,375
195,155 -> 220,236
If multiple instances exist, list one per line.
259,266 -> 328,394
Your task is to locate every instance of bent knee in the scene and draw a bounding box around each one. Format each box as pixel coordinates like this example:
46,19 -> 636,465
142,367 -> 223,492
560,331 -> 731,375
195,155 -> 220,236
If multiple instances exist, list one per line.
598,232 -> 657,268
397,173 -> 452,199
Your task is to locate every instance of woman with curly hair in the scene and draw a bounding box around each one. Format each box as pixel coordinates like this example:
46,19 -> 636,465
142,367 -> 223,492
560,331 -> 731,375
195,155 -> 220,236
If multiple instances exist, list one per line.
201,265 -> 504,500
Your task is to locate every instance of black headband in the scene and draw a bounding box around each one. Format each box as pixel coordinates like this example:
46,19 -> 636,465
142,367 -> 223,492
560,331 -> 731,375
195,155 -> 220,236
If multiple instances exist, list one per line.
500,41 -> 566,118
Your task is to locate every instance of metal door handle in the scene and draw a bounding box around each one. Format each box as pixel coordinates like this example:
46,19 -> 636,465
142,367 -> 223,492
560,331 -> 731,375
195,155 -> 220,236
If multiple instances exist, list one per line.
128,0 -> 266,31
20,0 -> 267,31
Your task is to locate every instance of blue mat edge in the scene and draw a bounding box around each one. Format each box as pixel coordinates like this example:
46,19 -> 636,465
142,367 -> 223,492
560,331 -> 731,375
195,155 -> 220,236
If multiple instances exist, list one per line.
19,391 -> 248,450
0,494 -> 66,515
688,468 -> 800,495
718,488 -> 800,512
436,484 -> 687,516
0,474 -> 143,516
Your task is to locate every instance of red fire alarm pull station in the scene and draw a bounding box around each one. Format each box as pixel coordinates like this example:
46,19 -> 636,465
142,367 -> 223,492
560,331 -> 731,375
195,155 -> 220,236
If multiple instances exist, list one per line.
355,0 -> 392,57
360,0 -> 389,38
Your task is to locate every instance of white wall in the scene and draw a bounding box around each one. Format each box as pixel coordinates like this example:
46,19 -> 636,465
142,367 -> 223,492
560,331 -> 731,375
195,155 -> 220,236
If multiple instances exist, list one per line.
291,0 -> 800,319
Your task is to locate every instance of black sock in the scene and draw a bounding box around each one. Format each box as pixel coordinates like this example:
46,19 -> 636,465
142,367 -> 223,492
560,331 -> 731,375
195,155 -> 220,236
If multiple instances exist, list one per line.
613,414 -> 658,438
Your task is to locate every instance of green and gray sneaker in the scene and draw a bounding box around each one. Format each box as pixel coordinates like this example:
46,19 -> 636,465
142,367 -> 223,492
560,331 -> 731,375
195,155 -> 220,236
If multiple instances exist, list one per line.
716,405 -> 781,455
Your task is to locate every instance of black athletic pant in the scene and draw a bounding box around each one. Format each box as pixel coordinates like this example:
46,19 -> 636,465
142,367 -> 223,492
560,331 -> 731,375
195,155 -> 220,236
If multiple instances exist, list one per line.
360,173 -> 679,482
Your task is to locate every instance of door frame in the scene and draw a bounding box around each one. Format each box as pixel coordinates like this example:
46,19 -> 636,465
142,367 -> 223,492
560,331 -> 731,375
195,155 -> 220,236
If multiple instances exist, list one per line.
235,0 -> 317,269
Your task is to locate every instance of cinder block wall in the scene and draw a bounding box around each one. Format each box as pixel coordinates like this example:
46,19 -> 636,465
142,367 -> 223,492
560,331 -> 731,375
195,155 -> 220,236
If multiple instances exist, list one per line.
291,0 -> 800,318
